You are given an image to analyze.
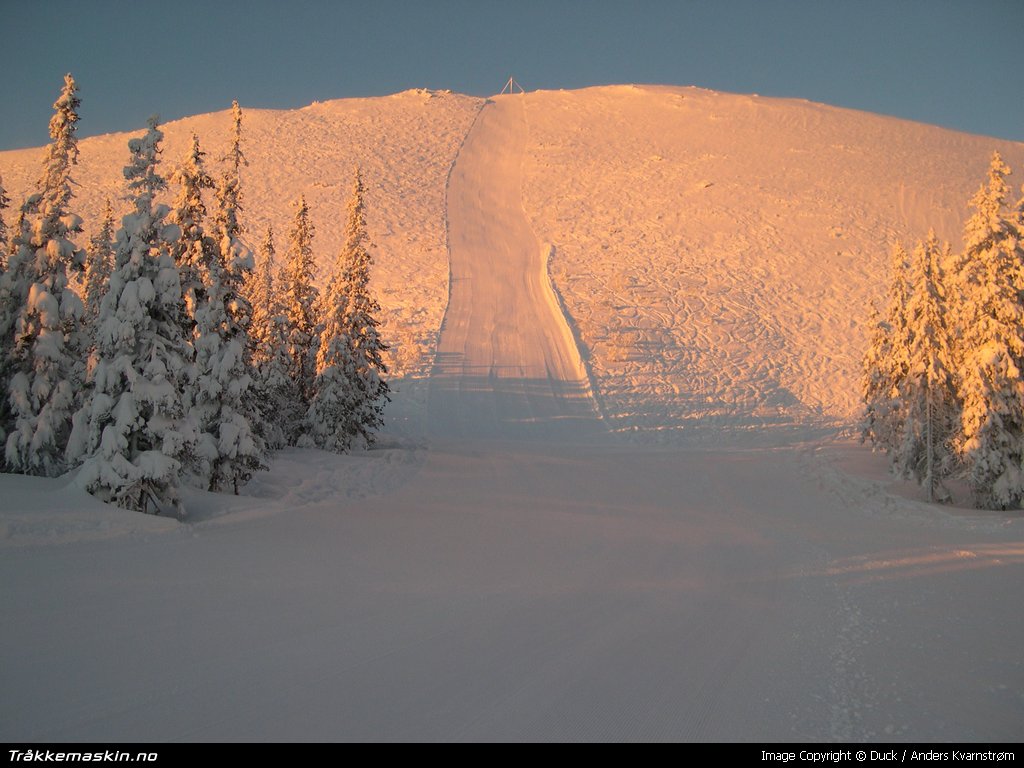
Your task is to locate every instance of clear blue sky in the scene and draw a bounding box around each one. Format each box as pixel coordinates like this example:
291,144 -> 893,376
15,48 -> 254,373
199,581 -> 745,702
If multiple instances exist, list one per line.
2,0 -> 1021,150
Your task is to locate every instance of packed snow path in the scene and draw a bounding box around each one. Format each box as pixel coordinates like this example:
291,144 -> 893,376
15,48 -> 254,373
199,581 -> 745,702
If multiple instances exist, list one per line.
428,95 -> 602,439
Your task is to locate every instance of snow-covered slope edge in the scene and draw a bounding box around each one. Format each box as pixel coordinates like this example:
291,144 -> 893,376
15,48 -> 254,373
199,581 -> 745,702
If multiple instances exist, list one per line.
520,85 -> 1024,443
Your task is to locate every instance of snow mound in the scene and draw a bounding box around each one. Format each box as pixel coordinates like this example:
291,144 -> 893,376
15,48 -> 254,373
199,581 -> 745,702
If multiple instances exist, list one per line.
0,473 -> 179,547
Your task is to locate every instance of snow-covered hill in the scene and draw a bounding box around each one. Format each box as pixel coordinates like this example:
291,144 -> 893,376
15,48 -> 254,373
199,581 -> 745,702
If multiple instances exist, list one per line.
4,86 -> 1024,742
2,84 -> 1021,440
520,85 -> 1024,439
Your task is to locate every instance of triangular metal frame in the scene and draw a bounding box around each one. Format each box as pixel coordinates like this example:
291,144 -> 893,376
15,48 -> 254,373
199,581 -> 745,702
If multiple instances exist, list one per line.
499,76 -> 525,95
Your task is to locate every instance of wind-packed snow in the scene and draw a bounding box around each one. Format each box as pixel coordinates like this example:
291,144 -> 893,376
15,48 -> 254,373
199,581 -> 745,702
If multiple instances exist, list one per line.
1,86 -> 1023,742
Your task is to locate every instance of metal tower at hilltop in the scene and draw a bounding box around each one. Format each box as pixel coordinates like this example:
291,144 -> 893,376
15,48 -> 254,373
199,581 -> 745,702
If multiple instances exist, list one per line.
499,76 -> 525,95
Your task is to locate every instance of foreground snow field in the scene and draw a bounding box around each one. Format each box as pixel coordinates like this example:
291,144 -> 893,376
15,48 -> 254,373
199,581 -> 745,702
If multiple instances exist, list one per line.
2,434 -> 1022,741
2,88 -> 1023,741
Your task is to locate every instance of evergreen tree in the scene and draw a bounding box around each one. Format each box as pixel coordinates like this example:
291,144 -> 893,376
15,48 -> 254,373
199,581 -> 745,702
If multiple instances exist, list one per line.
66,117 -> 192,514
212,100 -> 253,337
954,153 -> 1024,508
283,195 -> 318,442
309,169 -> 390,451
214,101 -> 245,242
861,242 -> 911,455
249,226 -> 299,450
190,102 -> 265,493
4,74 -> 86,475
0,173 -> 9,270
250,227 -> 277,367
167,133 -> 217,485
169,133 -> 216,341
0,177 -> 9,440
212,99 -> 254,330
83,199 -> 115,323
0,205 -> 30,427
191,248 -> 265,493
894,233 -> 959,501
0,217 -> 32,399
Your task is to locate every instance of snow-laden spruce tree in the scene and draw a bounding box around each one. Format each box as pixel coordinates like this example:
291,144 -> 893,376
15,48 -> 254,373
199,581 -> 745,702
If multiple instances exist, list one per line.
215,101 -> 245,242
79,199 -> 117,392
170,133 -> 216,344
948,153 -> 1014,367
954,152 -> 1024,508
66,117 -> 192,514
189,102 -> 265,493
0,200 -> 29,425
861,241 -> 912,456
4,73 -> 87,476
0,173 -> 9,269
894,233 -> 959,501
167,132 -> 217,485
83,199 -> 115,325
190,249 -> 265,492
249,227 -> 278,366
309,169 -> 390,451
212,100 -> 254,333
283,195 -> 319,443
248,226 -> 300,450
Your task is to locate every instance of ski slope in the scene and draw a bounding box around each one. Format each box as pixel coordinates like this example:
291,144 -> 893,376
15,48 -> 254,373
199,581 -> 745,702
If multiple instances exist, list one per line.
0,89 -> 484,380
2,86 -> 1024,742
428,95 -> 601,439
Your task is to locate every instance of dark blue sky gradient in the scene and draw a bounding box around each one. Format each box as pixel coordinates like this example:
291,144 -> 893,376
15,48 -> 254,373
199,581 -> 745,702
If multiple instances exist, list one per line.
1,0 -> 1021,150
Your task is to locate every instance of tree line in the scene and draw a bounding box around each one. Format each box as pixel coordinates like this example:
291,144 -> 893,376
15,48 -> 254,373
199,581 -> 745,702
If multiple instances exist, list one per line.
861,151 -> 1024,509
0,75 -> 390,514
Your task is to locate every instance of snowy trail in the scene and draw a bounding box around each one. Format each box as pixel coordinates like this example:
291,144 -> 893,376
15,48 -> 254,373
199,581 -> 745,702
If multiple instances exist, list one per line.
428,96 -> 601,439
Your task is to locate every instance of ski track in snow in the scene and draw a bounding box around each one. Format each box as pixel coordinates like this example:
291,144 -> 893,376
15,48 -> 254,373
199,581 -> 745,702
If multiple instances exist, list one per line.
427,95 -> 602,440
2,86 -> 1024,741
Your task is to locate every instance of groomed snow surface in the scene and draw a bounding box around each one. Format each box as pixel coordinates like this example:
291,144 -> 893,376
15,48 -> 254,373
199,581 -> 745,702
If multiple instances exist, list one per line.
2,88 -> 1024,742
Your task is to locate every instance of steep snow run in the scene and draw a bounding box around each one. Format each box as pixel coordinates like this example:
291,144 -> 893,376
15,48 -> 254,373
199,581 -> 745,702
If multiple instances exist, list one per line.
428,96 -> 602,439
